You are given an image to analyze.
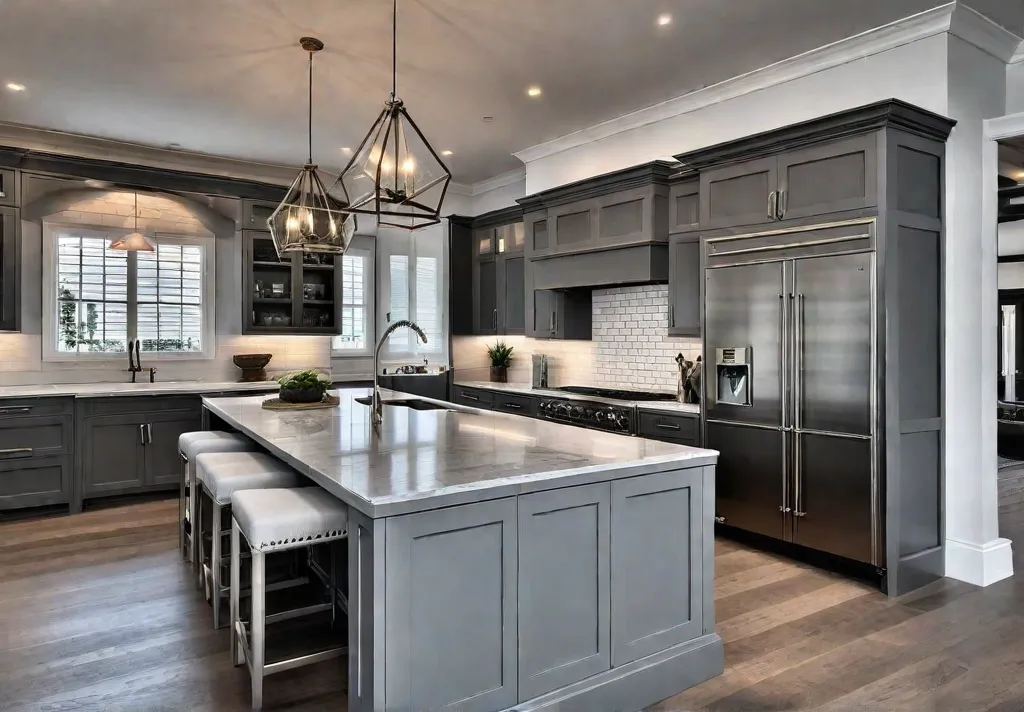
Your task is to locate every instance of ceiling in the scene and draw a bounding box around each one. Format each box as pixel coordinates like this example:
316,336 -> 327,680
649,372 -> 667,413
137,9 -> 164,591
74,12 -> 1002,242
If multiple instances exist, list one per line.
0,0 -> 955,185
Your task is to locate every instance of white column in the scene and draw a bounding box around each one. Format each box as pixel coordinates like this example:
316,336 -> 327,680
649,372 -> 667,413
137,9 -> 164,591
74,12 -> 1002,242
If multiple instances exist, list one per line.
944,34 -> 1013,586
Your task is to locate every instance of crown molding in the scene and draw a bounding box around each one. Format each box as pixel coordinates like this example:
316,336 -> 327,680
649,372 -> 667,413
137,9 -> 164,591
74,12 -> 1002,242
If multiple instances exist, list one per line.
0,121 -> 300,187
1012,41 -> 1024,64
513,3 -> 957,165
468,168 -> 526,196
447,182 -> 473,197
949,4 -> 1022,62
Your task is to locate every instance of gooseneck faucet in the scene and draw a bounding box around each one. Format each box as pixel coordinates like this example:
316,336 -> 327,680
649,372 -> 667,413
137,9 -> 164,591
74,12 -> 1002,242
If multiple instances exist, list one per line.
373,319 -> 427,426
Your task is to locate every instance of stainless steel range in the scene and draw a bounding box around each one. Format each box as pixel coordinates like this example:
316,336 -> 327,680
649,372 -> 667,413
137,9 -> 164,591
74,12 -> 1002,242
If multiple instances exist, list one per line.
537,386 -> 676,435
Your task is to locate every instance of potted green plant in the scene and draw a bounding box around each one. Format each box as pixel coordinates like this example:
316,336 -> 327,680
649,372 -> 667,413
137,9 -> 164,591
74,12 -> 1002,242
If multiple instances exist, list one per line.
487,341 -> 514,383
277,369 -> 332,404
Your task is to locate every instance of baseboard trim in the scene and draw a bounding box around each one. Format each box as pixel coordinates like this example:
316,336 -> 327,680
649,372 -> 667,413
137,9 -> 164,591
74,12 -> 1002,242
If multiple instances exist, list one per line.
945,537 -> 1014,586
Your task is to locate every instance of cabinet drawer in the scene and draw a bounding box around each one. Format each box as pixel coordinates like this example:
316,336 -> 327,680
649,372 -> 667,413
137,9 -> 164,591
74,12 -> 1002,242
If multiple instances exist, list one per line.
0,397 -> 74,419
637,411 -> 699,446
79,395 -> 201,417
452,386 -> 494,409
493,392 -> 537,417
0,414 -> 73,458
0,455 -> 71,510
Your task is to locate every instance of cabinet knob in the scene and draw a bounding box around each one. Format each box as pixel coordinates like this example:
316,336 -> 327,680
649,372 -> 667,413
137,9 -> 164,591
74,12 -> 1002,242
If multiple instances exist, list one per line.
714,516 -> 726,524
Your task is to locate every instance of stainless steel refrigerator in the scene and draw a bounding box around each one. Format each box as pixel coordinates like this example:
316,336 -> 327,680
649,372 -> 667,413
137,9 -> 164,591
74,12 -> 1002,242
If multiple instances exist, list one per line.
703,221 -> 876,566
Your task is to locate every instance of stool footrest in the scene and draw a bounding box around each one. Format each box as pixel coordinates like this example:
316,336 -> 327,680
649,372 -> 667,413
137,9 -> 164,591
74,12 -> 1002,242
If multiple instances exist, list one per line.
265,602 -> 332,626
264,647 -> 346,677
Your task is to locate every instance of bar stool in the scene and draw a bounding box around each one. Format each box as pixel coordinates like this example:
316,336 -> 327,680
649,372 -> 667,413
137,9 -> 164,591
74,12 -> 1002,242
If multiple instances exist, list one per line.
230,488 -> 349,711
178,431 -> 255,567
195,452 -> 303,629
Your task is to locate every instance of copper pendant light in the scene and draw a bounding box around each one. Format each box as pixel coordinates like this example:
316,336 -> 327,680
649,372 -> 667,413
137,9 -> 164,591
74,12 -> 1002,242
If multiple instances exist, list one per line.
268,37 -> 356,255
331,0 -> 452,230
109,192 -> 155,252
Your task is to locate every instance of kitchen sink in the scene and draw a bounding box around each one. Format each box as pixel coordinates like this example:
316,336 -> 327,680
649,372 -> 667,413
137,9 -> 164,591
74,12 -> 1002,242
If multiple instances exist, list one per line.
354,396 -> 449,411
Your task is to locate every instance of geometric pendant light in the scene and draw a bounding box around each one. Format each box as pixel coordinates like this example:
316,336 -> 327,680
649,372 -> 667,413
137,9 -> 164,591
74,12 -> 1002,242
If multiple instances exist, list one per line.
109,191 -> 155,252
268,37 -> 356,255
331,0 -> 452,230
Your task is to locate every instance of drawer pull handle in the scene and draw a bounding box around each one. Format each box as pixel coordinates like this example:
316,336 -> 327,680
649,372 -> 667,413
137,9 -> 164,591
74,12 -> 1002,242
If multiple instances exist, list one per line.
0,447 -> 33,459
0,407 -> 32,415
655,422 -> 682,431
501,402 -> 522,410
714,516 -> 726,524
462,393 -> 479,402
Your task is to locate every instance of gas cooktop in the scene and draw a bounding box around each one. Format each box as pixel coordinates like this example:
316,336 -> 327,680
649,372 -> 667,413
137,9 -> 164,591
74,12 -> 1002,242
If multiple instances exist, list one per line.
555,386 -> 677,402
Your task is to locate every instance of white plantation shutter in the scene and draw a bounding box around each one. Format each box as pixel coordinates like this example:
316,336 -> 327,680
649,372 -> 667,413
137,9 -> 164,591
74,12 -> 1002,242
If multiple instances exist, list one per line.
54,233 -> 129,353
137,243 -> 204,353
414,255 -> 441,354
388,254 -> 411,352
44,225 -> 213,361
332,248 -> 372,353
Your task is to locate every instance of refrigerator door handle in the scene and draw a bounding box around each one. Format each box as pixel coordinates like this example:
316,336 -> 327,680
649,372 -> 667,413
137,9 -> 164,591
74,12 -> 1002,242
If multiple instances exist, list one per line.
780,428 -> 791,513
794,293 -> 806,517
780,293 -> 787,428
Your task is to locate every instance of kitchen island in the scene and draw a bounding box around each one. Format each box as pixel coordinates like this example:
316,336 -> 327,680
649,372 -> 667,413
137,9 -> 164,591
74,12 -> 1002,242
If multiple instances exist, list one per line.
203,387 -> 722,712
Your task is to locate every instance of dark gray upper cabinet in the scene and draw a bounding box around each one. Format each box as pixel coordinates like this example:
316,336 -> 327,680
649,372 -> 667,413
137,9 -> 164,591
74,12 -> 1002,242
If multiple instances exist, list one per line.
527,288 -> 592,340
0,169 -> 18,207
453,207 -> 526,337
776,134 -> 878,220
668,235 -> 700,337
0,206 -> 21,332
240,198 -> 277,229
668,177 -> 700,233
699,156 -> 778,230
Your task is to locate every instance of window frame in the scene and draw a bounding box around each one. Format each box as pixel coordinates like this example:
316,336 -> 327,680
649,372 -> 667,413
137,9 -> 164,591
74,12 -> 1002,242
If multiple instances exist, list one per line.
42,222 -> 216,362
330,236 -> 375,358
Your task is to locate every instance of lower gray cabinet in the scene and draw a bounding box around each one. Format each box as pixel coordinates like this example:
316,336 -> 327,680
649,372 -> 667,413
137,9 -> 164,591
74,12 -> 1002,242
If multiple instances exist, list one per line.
518,483 -> 610,700
385,498 -> 518,711
81,414 -> 147,495
611,468 -> 704,666
0,456 -> 71,510
145,412 -> 201,486
637,410 -> 701,447
451,386 -> 494,409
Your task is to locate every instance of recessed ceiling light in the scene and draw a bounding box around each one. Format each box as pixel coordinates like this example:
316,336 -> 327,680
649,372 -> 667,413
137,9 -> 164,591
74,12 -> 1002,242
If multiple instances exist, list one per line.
341,146 -> 353,155
482,116 -> 494,123
656,13 -> 673,26
6,82 -> 26,92
441,150 -> 453,156
526,86 -> 542,98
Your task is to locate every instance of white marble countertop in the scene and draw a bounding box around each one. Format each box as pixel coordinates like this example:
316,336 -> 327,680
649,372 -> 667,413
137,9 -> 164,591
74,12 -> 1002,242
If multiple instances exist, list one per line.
203,387 -> 717,518
454,380 -> 701,415
0,380 -> 282,399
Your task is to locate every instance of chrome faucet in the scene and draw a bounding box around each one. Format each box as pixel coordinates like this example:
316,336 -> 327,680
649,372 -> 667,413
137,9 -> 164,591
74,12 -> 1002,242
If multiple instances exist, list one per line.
373,319 -> 427,426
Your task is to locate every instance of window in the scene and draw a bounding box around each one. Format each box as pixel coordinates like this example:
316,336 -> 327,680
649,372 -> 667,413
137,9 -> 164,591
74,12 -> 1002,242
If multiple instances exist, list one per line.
331,242 -> 374,356
377,225 -> 448,363
43,225 -> 215,361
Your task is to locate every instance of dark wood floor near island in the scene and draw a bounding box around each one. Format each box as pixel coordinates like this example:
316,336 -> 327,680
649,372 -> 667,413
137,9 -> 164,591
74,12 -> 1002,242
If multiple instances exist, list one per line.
3,485 -> 1024,712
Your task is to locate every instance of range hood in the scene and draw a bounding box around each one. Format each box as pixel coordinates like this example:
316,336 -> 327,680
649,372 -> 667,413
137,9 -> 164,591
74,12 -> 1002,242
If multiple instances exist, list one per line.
529,243 -> 668,291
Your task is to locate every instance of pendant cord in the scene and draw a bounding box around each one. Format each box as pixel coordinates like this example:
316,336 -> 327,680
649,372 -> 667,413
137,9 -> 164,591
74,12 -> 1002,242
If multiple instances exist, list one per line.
307,50 -> 314,165
134,191 -> 138,232
391,0 -> 398,99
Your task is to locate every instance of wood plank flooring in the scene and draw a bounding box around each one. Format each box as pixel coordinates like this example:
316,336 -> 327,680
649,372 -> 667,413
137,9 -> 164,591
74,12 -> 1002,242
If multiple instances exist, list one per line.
2,493 -> 1024,711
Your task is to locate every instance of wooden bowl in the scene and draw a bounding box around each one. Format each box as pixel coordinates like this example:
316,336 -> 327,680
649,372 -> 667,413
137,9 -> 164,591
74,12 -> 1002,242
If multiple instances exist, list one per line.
232,353 -> 272,370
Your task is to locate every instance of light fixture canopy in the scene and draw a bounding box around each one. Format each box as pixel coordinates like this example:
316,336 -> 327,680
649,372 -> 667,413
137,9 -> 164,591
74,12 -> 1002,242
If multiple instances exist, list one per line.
269,37 -> 356,255
110,192 -> 155,252
331,0 -> 451,230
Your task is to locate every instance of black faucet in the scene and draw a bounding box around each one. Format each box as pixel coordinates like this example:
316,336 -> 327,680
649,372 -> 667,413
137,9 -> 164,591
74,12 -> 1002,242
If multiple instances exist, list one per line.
127,340 -> 157,383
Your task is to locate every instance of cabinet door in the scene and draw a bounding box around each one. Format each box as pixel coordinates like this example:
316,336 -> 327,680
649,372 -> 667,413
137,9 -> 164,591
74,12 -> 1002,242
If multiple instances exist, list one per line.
144,412 -> 201,487
529,289 -> 556,339
474,257 -> 498,335
777,135 -> 877,221
0,207 -> 20,332
550,200 -> 595,251
611,468 -> 704,666
0,169 -> 17,207
699,156 -> 777,229
385,498 -> 518,711
518,483 -> 610,700
498,254 -> 525,335
0,456 -> 71,510
637,411 -> 700,447
669,179 -> 700,233
81,415 -> 146,496
668,236 -> 700,337
705,421 -> 786,540
526,213 -> 551,253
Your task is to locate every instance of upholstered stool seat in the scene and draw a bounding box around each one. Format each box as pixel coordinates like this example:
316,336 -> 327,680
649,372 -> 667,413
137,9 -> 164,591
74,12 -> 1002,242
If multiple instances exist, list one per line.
230,488 -> 349,710
194,452 -> 302,629
177,431 -> 255,568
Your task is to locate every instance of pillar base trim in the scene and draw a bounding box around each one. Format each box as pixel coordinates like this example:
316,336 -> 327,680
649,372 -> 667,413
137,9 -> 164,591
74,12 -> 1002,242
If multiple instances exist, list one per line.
945,537 -> 1014,587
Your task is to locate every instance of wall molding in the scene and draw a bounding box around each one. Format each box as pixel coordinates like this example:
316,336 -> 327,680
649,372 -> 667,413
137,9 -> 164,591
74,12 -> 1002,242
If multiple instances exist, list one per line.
949,4 -> 1022,62
467,168 -> 526,196
945,537 -> 1014,586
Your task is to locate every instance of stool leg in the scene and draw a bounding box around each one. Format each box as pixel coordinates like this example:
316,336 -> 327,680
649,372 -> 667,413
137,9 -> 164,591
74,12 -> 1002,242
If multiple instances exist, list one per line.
251,549 -> 266,711
230,519 -> 243,667
179,454 -> 188,562
194,485 -> 205,590
211,502 -> 222,629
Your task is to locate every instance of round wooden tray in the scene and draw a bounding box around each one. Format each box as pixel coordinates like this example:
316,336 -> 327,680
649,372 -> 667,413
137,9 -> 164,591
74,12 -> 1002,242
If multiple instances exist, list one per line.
261,394 -> 340,411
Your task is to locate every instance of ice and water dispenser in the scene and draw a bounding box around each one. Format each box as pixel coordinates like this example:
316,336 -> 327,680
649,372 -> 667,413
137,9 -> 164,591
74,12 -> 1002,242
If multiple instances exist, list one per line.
715,347 -> 751,406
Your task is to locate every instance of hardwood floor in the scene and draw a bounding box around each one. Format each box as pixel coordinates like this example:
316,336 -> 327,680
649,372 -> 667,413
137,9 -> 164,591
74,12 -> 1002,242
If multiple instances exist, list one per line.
1,495 -> 1023,712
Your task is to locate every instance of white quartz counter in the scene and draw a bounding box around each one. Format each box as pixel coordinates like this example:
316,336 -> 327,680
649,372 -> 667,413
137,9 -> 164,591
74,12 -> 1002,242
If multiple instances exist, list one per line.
0,380 -> 282,399
203,387 -> 717,518
454,380 -> 701,415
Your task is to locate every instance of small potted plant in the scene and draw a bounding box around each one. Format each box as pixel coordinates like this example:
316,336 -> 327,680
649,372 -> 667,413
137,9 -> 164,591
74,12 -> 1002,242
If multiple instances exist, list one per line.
277,369 -> 331,404
487,341 -> 514,383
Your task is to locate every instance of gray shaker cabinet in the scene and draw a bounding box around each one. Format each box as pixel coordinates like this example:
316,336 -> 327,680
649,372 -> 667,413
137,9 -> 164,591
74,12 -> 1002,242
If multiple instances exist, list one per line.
0,206 -> 21,332
81,414 -> 147,495
528,288 -> 592,340
498,253 -> 525,335
474,252 -> 499,335
700,156 -> 778,230
145,412 -> 201,486
611,468 -> 705,666
385,497 -> 518,711
469,220 -> 525,337
668,235 -> 700,337
518,483 -> 610,700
